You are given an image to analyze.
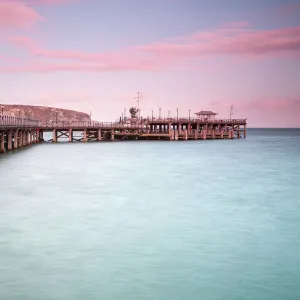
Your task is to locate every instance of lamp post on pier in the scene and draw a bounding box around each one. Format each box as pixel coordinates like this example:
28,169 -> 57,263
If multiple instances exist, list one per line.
177,108 -> 179,120
230,105 -> 233,121
152,109 -> 153,120
159,107 -> 161,119
189,109 -> 191,121
1,106 -> 3,116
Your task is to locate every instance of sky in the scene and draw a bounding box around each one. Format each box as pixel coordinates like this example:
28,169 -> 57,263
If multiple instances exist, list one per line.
0,0 -> 300,127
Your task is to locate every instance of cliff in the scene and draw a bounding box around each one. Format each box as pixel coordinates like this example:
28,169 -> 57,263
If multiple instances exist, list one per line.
1,105 -> 90,123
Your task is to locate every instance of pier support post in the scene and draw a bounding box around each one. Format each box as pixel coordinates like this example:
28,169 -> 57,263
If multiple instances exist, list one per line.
111,130 -> 114,141
238,125 -> 240,139
184,129 -> 188,140
52,129 -> 57,143
230,129 -> 234,139
29,130 -> 32,144
98,129 -> 102,141
174,130 -> 178,141
14,130 -> 18,149
196,124 -> 200,139
169,129 -> 173,140
188,123 -> 191,135
244,124 -> 246,138
69,129 -> 73,142
83,129 -> 87,142
178,123 -> 182,133
8,131 -> 12,151
19,130 -> 23,147
36,129 -> 40,143
22,130 -> 26,147
40,130 -> 44,142
26,130 -> 29,145
34,130 -> 37,143
0,132 -> 5,153
22,131 -> 25,146
194,130 -> 197,140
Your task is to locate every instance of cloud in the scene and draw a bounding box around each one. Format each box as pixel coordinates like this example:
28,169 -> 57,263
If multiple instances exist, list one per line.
2,24 -> 300,73
138,26 -> 300,58
0,0 -> 79,31
0,1 -> 42,29
0,0 -> 76,5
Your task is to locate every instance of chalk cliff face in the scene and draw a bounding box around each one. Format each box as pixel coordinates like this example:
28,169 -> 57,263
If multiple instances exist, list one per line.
1,105 -> 90,123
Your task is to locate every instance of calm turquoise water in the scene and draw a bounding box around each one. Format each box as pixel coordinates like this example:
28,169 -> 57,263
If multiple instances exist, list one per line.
0,129 -> 300,300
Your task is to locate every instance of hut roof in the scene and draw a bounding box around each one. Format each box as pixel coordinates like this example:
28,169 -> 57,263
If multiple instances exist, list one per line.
194,111 -> 218,116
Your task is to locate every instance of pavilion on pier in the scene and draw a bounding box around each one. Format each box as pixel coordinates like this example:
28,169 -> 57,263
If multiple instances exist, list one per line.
194,111 -> 217,120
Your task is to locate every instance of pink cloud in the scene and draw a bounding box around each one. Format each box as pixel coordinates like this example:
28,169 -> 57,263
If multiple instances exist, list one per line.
0,1 -> 42,29
3,24 -> 300,73
33,0 -> 73,3
0,0 -> 76,4
139,26 -> 300,58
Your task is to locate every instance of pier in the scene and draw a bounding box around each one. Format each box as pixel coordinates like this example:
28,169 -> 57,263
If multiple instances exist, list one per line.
0,114 -> 246,153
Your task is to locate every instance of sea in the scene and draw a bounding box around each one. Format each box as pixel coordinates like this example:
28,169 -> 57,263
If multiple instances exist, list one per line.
0,128 -> 299,300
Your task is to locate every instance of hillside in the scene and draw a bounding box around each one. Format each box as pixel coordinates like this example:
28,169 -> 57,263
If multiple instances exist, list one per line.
1,105 -> 90,123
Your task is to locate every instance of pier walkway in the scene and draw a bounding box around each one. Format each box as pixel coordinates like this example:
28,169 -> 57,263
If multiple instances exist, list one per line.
1,115 -> 246,153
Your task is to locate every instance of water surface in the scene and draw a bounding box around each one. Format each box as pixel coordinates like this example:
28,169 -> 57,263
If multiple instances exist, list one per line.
0,129 -> 300,300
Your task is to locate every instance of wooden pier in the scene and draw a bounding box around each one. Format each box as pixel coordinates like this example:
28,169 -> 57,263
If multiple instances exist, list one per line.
0,115 -> 247,153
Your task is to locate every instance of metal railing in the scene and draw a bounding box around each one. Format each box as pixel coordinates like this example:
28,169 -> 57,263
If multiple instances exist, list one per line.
38,121 -> 147,129
0,115 -> 39,128
1,115 -> 247,130
146,117 -> 247,124
38,118 -> 247,128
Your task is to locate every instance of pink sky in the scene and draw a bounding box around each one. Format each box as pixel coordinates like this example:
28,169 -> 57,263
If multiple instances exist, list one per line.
0,0 -> 299,126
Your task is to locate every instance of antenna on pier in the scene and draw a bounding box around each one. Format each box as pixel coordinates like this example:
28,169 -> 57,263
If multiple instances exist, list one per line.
134,91 -> 143,119
230,105 -> 233,120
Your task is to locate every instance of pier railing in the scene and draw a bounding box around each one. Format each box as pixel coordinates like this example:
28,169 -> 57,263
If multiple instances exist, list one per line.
1,115 -> 247,130
146,117 -> 247,124
0,115 -> 39,128
38,121 -> 146,129
38,118 -> 247,128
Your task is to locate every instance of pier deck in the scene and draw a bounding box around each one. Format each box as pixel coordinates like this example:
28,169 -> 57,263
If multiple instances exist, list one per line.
0,116 -> 246,153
